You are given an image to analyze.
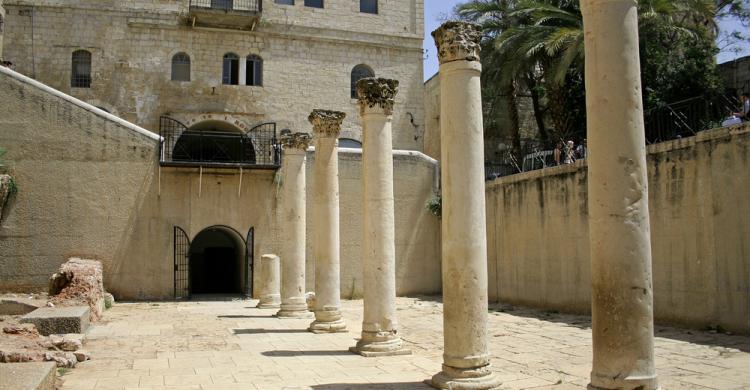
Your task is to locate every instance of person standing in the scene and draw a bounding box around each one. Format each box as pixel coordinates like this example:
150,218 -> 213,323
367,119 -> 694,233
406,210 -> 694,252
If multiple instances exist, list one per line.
564,140 -> 576,164
554,141 -> 563,165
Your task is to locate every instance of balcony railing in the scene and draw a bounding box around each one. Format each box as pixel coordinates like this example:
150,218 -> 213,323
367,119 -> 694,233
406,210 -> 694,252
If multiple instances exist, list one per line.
189,0 -> 262,13
644,94 -> 738,144
159,116 -> 280,169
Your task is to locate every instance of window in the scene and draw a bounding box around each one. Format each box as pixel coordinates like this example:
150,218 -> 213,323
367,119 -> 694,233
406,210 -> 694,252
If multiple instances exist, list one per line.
171,53 -> 191,82
351,64 -> 374,98
360,0 -> 377,14
246,55 -> 263,86
339,138 -> 362,148
210,0 -> 233,10
71,50 -> 92,88
275,0 -> 294,4
222,53 -> 240,85
304,0 -> 323,8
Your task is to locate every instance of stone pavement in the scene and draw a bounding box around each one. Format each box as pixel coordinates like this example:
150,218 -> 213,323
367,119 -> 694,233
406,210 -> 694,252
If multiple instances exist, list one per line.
59,297 -> 750,390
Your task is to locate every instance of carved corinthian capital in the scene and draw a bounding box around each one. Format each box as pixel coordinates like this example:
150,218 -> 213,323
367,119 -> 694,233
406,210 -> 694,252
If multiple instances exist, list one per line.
432,21 -> 482,64
280,132 -> 312,151
357,77 -> 399,116
308,109 -> 346,138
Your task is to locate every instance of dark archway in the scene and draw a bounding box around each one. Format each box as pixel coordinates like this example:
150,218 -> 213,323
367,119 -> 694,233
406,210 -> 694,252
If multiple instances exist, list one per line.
189,226 -> 245,295
172,120 -> 257,164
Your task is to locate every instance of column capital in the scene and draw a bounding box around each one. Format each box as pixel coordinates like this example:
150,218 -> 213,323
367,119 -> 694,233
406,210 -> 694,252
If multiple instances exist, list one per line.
308,109 -> 346,138
432,21 -> 482,64
280,132 -> 311,151
357,77 -> 399,116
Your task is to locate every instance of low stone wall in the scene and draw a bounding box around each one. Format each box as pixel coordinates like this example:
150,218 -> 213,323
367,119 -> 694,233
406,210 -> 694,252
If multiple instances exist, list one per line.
486,124 -> 750,333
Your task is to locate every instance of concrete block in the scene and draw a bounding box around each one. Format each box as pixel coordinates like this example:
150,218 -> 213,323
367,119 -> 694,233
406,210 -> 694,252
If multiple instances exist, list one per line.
20,306 -> 90,336
0,362 -> 57,390
0,298 -> 44,315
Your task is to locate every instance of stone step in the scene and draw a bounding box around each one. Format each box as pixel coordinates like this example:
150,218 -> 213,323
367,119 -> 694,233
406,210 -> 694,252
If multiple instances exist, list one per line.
0,362 -> 57,390
20,306 -> 90,336
0,298 -> 45,315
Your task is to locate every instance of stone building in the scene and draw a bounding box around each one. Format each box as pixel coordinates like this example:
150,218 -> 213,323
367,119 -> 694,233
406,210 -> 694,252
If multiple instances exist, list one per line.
0,0 -> 440,301
1,0 -> 425,150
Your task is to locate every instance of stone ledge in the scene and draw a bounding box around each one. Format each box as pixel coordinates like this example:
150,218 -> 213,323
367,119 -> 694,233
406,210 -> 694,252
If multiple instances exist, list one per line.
0,362 -> 57,390
20,306 -> 90,336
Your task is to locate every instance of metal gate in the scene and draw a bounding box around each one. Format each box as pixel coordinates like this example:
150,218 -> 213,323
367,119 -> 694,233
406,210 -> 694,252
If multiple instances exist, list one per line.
245,227 -> 254,297
174,226 -> 191,300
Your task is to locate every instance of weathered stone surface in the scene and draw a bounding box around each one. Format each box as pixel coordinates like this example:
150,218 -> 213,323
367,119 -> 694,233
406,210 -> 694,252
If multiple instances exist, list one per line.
308,109 -> 346,138
279,132 -> 312,150
356,77 -> 399,115
0,174 -> 13,217
21,306 -> 90,336
3,323 -> 40,337
0,362 -> 57,390
0,297 -> 45,315
256,254 -> 281,309
48,258 -> 105,322
432,21 -> 482,64
73,350 -> 90,362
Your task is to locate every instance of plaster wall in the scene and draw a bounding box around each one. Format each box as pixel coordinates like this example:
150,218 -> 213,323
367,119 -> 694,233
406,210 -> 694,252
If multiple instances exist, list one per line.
1,0 -> 425,150
486,124 -> 750,333
0,67 -> 440,299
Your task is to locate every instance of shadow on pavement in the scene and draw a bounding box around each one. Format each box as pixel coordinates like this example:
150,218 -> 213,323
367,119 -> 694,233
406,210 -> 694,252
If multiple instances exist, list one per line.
262,350 -> 353,357
233,328 -> 309,334
310,382 -> 431,389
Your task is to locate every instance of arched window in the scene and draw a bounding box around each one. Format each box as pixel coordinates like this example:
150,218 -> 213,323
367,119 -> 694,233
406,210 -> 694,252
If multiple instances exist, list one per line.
171,52 -> 191,82
222,53 -> 240,85
339,138 -> 362,148
246,55 -> 263,87
71,50 -> 92,88
351,64 -> 374,99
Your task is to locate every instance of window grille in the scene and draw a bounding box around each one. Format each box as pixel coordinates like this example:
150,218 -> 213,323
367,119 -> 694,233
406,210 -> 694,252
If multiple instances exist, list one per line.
360,0 -> 377,14
351,64 -> 374,98
304,0 -> 323,8
246,55 -> 263,86
223,53 -> 240,85
71,50 -> 92,88
190,0 -> 261,12
172,53 -> 191,82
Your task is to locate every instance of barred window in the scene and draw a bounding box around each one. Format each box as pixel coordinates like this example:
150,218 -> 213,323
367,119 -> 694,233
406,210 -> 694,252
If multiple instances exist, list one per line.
275,0 -> 294,4
246,55 -> 263,87
222,53 -> 240,85
351,64 -> 374,99
360,0 -> 377,14
171,52 -> 191,82
71,50 -> 92,88
304,0 -> 323,8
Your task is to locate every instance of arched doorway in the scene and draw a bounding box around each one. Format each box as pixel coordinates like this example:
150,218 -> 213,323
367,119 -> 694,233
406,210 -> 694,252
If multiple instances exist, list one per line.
173,225 -> 254,299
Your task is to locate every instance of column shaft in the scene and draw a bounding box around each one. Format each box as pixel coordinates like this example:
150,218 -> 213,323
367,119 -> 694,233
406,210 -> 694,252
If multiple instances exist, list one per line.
309,110 -> 347,333
431,22 -> 500,390
351,78 -> 409,356
581,2 -> 658,389
257,254 -> 281,309
277,145 -> 313,318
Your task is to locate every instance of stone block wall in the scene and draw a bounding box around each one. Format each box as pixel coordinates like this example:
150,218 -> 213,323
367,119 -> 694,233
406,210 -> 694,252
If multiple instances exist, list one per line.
0,66 -> 440,299
486,124 -> 750,333
1,0 -> 425,150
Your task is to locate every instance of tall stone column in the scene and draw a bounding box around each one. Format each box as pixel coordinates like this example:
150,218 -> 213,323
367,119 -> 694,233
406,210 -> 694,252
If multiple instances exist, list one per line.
276,133 -> 314,319
350,78 -> 410,357
430,22 -> 501,390
581,2 -> 658,389
308,109 -> 347,334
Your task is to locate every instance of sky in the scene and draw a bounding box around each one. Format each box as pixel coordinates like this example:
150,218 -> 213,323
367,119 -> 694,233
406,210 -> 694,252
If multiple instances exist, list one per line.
423,0 -> 750,81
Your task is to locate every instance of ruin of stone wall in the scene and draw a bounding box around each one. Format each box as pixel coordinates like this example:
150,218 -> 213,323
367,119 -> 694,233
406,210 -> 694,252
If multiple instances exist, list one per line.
485,124 -> 750,334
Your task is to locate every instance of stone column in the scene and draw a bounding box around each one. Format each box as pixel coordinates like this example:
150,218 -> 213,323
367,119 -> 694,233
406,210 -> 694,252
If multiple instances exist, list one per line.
349,78 -> 410,357
430,22 -> 501,390
0,0 -> 5,60
256,254 -> 281,309
581,2 -> 658,389
308,109 -> 347,333
276,133 -> 314,319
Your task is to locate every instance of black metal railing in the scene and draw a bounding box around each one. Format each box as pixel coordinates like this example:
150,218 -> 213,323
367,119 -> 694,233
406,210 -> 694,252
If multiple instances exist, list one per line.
644,94 -> 738,144
159,116 -> 280,168
189,0 -> 262,12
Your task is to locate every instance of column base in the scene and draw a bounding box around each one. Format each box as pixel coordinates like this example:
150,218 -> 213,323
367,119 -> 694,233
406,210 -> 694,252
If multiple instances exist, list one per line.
257,296 -> 281,309
350,331 -> 411,357
429,364 -> 502,390
308,308 -> 347,333
588,373 -> 659,390
257,302 -> 281,309
275,303 -> 314,319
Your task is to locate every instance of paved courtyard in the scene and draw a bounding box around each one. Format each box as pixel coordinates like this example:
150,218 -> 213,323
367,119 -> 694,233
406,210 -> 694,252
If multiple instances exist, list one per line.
59,297 -> 750,390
